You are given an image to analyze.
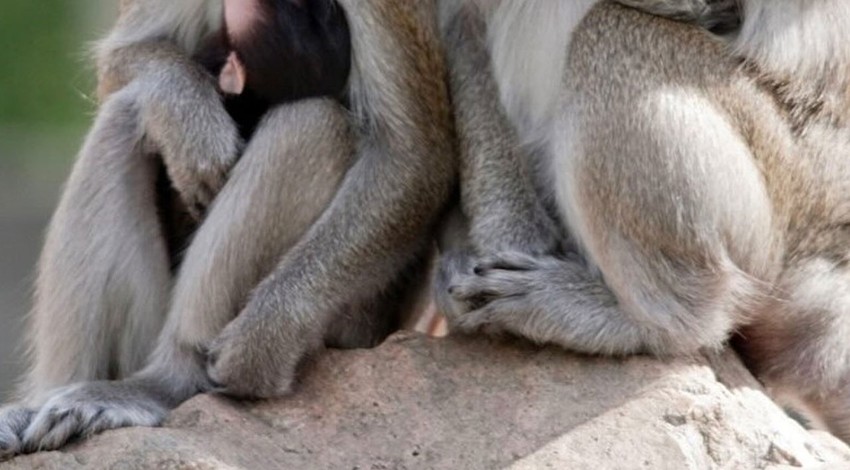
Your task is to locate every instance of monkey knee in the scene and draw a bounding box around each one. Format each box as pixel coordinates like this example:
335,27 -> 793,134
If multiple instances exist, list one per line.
240,98 -> 354,175
601,250 -> 753,355
257,98 -> 350,137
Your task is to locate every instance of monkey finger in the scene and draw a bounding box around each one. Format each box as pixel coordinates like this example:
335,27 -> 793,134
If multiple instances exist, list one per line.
463,300 -> 524,335
449,272 -> 530,310
449,303 -> 513,334
177,183 -> 215,222
474,251 -> 544,274
463,271 -> 533,298
199,166 -> 228,196
197,178 -> 217,205
448,279 -> 500,304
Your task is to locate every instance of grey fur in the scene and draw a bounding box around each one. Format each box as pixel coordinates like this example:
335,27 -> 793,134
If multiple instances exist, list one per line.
618,0 -> 740,30
440,0 -> 850,443
0,0 -> 453,458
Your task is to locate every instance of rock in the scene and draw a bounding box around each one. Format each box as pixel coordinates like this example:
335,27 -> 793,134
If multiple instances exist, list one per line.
3,332 -> 849,469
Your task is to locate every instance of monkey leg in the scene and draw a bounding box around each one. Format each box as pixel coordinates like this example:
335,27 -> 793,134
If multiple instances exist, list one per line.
324,251 -> 433,349
12,99 -> 357,454
171,98 -> 354,350
568,90 -> 781,355
443,88 -> 780,356
735,260 -> 850,442
21,85 -> 172,401
0,86 -> 174,459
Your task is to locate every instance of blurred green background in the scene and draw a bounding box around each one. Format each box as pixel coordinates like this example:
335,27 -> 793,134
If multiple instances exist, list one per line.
0,0 -> 117,399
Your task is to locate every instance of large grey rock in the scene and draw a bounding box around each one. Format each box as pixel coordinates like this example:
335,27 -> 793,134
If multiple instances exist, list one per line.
3,332 -> 849,469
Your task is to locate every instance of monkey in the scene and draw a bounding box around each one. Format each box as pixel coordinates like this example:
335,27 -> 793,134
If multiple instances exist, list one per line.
438,0 -> 850,443
194,0 -> 352,139
0,0 -> 453,459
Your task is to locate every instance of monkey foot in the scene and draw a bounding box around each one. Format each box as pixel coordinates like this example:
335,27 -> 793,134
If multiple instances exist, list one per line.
19,380 -> 169,454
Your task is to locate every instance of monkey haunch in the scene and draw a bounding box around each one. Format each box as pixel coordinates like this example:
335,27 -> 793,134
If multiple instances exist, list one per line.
439,0 -> 850,443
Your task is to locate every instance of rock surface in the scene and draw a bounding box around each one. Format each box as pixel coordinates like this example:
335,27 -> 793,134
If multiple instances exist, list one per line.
3,332 -> 850,469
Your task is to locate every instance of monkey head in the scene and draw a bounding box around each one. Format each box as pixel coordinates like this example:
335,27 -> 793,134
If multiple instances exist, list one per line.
218,0 -> 352,104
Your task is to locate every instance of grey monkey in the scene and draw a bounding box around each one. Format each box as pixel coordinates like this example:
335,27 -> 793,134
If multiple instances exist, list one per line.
0,0 -> 454,458
439,0 -> 850,442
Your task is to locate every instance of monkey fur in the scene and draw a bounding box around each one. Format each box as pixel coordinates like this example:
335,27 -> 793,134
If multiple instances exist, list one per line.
439,0 -> 850,443
195,0 -> 352,139
0,0 -> 453,458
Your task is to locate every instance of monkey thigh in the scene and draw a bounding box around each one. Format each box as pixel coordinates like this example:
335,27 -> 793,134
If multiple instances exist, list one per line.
24,88 -> 172,398
175,97 -> 431,357
558,88 -> 778,354
172,98 -> 357,349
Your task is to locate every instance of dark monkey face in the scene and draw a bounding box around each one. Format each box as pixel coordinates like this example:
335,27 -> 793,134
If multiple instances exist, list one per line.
229,0 -> 352,103
195,0 -> 351,138
198,0 -> 352,104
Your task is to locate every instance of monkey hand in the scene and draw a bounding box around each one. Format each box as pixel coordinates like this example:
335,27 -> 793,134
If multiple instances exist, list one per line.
0,406 -> 34,461
437,250 -> 588,335
207,293 -> 321,399
137,76 -> 244,219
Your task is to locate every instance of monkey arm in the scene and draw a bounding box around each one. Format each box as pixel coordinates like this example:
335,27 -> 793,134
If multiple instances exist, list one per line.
95,0 -> 220,99
205,0 -> 457,398
441,7 -> 560,255
93,0 -> 239,217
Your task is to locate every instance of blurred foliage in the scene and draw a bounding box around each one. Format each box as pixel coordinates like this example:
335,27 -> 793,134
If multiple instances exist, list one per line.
0,1 -> 111,127
0,1 -> 115,172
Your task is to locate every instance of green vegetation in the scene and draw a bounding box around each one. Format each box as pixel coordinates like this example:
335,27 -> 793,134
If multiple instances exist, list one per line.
0,1 -> 114,171
0,1 -> 103,126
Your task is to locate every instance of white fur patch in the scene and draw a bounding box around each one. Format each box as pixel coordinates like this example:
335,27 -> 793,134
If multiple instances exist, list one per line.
486,0 -> 596,144
735,0 -> 850,76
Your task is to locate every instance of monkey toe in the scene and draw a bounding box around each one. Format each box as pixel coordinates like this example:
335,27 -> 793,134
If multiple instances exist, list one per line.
0,407 -> 34,459
0,429 -> 21,461
23,409 -> 82,453
450,269 -> 532,304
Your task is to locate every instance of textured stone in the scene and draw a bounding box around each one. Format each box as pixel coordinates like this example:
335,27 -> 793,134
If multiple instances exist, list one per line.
3,332 -> 849,469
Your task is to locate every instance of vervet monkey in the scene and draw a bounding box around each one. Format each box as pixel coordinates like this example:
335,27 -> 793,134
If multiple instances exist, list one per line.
0,0 -> 453,458
439,0 -> 850,442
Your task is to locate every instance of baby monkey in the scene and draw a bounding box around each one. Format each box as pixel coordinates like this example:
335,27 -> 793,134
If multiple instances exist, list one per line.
196,0 -> 351,138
